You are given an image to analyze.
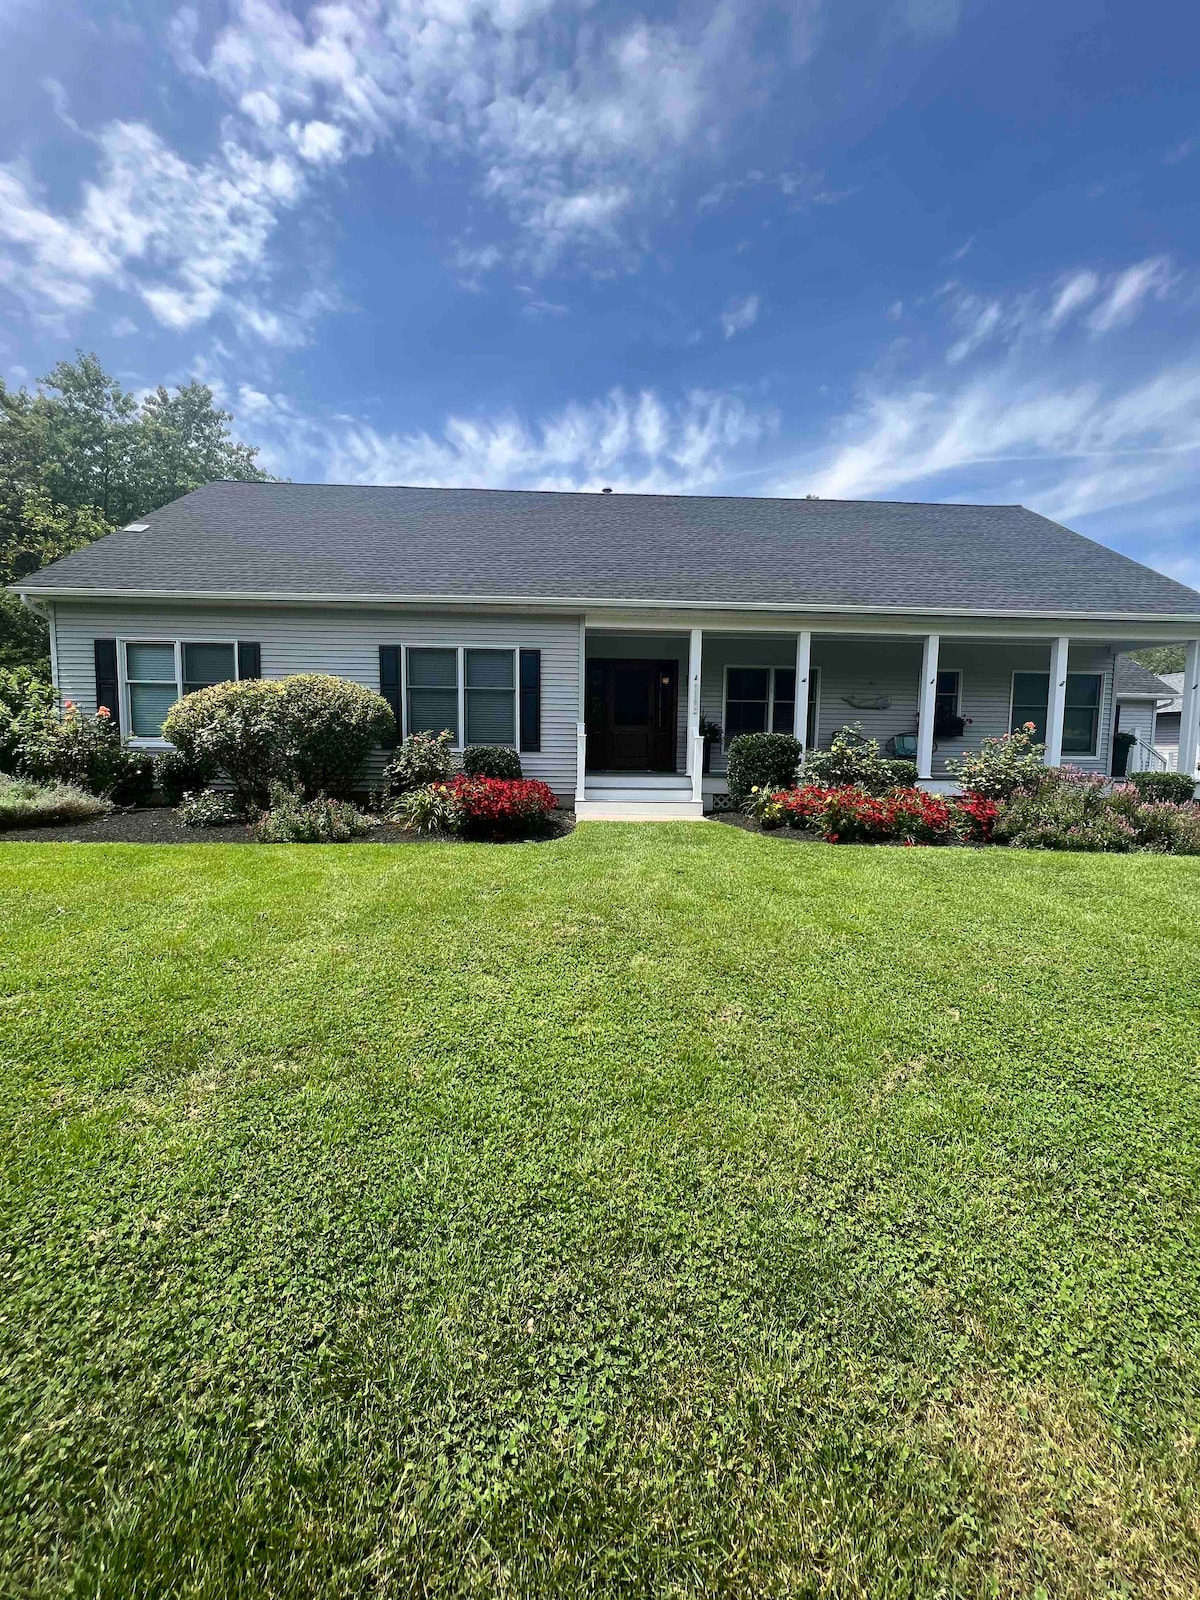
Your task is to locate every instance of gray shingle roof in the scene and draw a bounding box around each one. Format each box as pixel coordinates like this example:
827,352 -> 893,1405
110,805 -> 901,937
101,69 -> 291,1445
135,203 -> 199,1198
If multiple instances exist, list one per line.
17,481 -> 1200,617
1114,655 -> 1176,698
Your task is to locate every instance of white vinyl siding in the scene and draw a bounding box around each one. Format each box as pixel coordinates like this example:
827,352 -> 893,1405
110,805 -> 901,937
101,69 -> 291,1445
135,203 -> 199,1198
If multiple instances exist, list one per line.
53,602 -> 582,794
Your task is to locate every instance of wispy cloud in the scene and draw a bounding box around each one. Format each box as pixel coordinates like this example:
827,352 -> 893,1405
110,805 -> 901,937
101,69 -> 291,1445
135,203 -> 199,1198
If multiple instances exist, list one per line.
895,0 -> 962,39
0,0 -> 799,335
720,293 -> 760,338
772,258 -> 1200,542
234,382 -> 776,493
1086,256 -> 1176,334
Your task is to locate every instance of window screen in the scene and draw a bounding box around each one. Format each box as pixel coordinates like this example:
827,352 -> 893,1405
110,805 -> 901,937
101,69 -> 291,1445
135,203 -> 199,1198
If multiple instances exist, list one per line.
407,648 -> 459,740
183,642 -> 236,696
125,642 -> 177,737
465,649 -> 515,744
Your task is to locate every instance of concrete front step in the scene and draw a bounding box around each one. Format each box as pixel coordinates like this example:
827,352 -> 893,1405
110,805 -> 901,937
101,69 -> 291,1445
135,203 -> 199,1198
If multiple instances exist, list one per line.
575,800 -> 706,821
583,786 -> 696,803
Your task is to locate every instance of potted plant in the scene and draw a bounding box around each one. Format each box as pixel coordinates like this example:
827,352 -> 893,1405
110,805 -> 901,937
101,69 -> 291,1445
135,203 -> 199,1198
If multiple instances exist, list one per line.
699,717 -> 722,775
1112,728 -> 1137,778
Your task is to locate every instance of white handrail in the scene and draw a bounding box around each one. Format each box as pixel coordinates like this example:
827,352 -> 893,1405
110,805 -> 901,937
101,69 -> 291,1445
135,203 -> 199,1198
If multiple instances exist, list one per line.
576,721 -> 587,801
691,733 -> 704,805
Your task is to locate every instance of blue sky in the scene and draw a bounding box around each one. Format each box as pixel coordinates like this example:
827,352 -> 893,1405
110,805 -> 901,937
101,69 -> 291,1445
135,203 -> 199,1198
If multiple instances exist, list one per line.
1,0 -> 1198,587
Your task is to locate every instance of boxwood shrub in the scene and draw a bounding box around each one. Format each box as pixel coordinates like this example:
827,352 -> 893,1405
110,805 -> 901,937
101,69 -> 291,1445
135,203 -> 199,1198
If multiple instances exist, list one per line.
726,732 -> 802,806
462,745 -> 523,780
1128,770 -> 1196,803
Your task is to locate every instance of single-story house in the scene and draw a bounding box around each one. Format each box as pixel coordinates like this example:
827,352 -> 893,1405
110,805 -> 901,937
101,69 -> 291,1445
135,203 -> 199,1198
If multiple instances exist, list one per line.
14,482 -> 1200,817
1113,656 -> 1180,775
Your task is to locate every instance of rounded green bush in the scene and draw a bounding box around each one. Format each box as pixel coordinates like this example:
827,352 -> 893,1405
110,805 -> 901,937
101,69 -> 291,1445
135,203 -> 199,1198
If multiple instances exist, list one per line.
278,675 -> 395,799
727,733 -> 802,806
462,745 -> 523,780
1128,770 -> 1196,804
163,675 -> 395,808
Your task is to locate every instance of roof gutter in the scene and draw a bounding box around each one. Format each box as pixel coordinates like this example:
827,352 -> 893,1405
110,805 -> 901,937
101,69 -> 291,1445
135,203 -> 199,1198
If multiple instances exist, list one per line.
9,582 -> 1200,625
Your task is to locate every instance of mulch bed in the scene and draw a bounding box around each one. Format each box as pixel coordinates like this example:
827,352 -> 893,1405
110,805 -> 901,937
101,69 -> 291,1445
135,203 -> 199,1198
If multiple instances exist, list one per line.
1,807 -> 577,846
715,813 -> 823,844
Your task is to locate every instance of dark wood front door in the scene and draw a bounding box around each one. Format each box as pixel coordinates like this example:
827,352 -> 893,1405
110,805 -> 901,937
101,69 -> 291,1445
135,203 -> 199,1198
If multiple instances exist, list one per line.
586,659 -> 678,771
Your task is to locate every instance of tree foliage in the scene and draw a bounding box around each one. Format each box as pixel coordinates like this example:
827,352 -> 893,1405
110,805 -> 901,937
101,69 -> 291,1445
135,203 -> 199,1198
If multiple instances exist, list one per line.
1129,646 -> 1186,677
1,352 -> 275,671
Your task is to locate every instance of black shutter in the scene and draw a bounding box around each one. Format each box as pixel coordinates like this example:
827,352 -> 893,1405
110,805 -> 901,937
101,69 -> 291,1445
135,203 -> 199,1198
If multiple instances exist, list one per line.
379,645 -> 401,747
237,641 -> 262,680
519,649 -> 541,753
94,639 -> 120,732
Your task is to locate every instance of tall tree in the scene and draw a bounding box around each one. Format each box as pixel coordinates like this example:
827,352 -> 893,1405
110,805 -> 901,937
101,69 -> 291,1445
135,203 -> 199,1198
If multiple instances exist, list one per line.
1,353 -> 275,672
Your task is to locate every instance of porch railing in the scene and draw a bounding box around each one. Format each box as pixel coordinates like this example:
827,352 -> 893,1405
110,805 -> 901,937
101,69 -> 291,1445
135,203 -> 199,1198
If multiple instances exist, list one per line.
576,721 -> 587,800
691,733 -> 704,805
1128,737 -> 1168,774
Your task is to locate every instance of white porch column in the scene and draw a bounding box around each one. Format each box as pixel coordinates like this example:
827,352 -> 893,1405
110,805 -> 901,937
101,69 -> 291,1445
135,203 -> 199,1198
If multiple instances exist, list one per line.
575,619 -> 587,802
1045,636 -> 1069,767
793,630 -> 812,761
915,633 -> 940,781
686,627 -> 703,802
1179,638 -> 1200,782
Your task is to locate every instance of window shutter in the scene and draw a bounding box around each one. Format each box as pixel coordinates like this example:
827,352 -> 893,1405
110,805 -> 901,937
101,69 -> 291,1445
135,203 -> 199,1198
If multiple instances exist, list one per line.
519,649 -> 541,753
237,641 -> 262,680
94,639 -> 120,732
379,645 -> 402,747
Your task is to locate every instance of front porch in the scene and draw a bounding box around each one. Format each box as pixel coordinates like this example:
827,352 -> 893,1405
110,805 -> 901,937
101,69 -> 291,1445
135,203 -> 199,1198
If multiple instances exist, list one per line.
574,626 -> 1200,817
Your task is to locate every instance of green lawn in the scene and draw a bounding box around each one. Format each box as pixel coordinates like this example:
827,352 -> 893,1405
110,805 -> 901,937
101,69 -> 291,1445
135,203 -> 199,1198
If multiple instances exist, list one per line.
2,826 -> 1200,1599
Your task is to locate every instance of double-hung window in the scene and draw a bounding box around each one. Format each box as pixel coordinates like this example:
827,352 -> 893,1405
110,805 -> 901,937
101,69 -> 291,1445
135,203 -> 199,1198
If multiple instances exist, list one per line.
405,647 -> 519,747
724,666 -> 819,746
1011,671 -> 1103,755
934,670 -> 961,723
122,640 -> 237,738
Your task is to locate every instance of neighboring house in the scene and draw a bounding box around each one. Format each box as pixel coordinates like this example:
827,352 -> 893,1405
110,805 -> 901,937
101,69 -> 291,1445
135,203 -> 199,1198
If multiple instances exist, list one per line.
13,483 -> 1200,817
1113,656 -> 1179,775
1153,673 -> 1185,771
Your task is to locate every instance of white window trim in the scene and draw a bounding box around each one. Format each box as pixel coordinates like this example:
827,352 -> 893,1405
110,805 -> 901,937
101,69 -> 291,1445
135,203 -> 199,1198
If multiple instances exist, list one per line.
1008,668 -> 1103,757
403,644 -> 523,752
722,664 -> 821,746
934,667 -> 962,719
118,636 -> 240,747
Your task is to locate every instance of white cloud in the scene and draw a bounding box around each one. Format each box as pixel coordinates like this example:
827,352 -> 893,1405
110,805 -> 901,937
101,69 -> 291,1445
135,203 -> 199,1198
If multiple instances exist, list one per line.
0,123 -> 305,330
235,382 -> 775,492
1086,256 -> 1176,334
895,0 -> 962,38
720,293 -> 760,338
110,315 -> 138,336
176,0 -> 773,269
1045,270 -> 1099,329
783,354 -> 1200,530
1,0 -> 797,334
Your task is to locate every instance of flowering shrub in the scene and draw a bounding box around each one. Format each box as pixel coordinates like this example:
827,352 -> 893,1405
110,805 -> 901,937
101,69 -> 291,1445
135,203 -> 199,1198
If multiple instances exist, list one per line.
452,775 -> 558,838
802,724 -> 916,795
752,783 -> 963,844
17,701 -> 153,802
946,724 -> 1045,801
164,675 -> 394,808
253,783 -> 375,843
991,768 -> 1137,852
177,791 -> 250,828
957,792 -> 999,842
382,731 -> 455,796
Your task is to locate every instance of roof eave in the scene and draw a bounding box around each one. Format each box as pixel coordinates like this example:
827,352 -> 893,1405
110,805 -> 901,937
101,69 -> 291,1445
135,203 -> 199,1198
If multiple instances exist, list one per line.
10,581 -> 1200,626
